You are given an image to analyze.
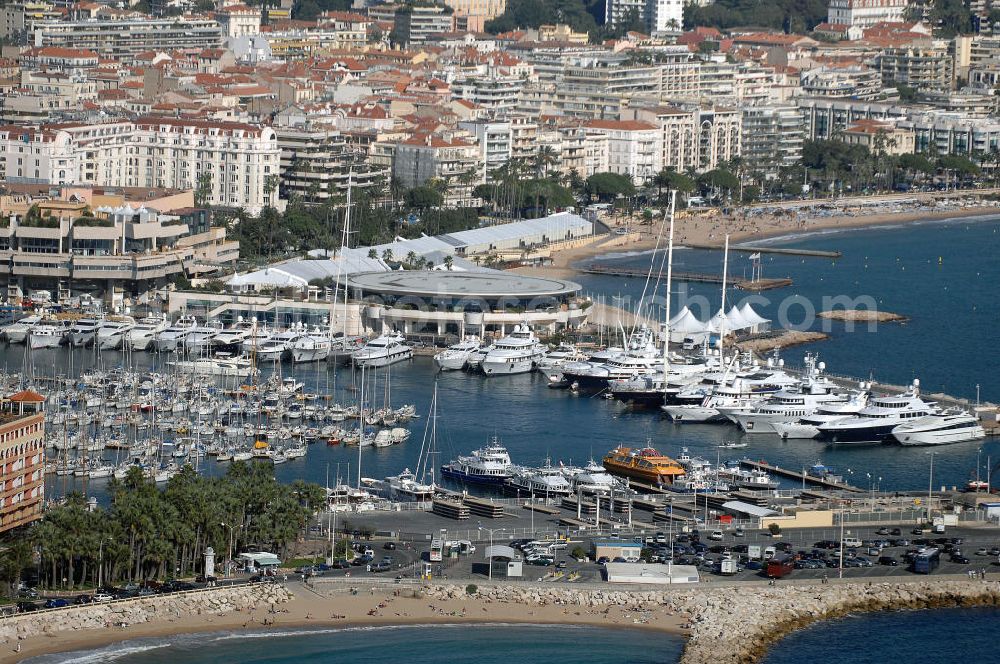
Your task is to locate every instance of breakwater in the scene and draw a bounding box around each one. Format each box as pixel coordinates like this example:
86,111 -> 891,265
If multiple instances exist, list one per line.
0,583 -> 291,646
425,578 -> 1000,663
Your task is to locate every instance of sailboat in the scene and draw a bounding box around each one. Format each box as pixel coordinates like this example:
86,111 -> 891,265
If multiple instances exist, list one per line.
385,382 -> 439,501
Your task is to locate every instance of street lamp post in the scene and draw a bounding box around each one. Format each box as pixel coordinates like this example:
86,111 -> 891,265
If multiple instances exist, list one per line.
478,523 -> 501,581
97,536 -> 112,589
927,452 -> 936,524
221,522 -> 236,578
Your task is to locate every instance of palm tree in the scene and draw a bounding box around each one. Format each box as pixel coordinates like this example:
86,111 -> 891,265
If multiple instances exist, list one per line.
382,248 -> 394,263
444,255 -> 454,270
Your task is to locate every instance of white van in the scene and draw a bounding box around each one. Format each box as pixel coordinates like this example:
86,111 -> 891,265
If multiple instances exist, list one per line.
843,537 -> 863,548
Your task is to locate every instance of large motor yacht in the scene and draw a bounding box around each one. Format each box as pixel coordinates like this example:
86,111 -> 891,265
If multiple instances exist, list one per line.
816,381 -> 938,444
154,315 -> 197,352
352,332 -> 413,368
480,325 -> 545,376
892,409 -> 986,446
440,439 -> 512,486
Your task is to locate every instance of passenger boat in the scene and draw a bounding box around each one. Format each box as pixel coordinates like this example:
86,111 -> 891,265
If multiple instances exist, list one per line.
440,438 -> 512,486
602,445 -> 686,486
506,461 -> 572,495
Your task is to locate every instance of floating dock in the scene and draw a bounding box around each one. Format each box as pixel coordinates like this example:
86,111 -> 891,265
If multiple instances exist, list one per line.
581,265 -> 792,291
739,460 -> 865,492
685,244 -> 843,259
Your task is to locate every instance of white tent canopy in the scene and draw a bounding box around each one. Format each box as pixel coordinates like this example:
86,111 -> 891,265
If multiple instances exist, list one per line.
739,302 -> 771,326
726,305 -> 753,331
668,306 -> 709,333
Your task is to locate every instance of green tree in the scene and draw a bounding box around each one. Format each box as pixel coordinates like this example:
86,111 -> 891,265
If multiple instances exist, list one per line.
195,171 -> 214,207
405,186 -> 444,209
585,172 -> 635,201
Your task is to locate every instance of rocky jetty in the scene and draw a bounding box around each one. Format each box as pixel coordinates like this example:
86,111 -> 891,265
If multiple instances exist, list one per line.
735,330 -> 828,353
818,309 -> 907,323
0,584 -> 291,645
426,578 -> 1000,663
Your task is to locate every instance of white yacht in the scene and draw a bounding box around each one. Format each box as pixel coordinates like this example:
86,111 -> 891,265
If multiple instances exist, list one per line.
537,343 -> 587,384
167,356 -> 258,379
816,381 -> 938,444
892,410 -> 986,446
96,317 -> 136,350
291,328 -> 332,363
69,317 -> 102,347
352,332 -> 412,368
240,323 -> 271,355
154,315 -> 197,352
560,327 -> 660,388
562,459 -> 623,495
480,324 -> 545,376
385,468 -> 436,501
213,319 -> 256,354
29,320 -> 69,349
184,320 -> 224,354
506,462 -> 572,496
3,314 -> 43,344
730,389 -> 850,434
256,328 -> 302,362
771,392 -> 870,440
433,336 -> 482,371
127,315 -> 168,351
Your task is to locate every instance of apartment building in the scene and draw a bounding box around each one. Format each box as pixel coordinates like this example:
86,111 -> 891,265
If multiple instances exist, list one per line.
0,392 -> 45,535
0,0 -> 60,40
214,4 -> 261,38
392,132 -> 482,205
875,40 -> 954,91
800,65 -> 884,100
605,0 -> 683,35
445,0 -> 505,31
276,125 -> 388,202
622,105 -> 741,173
842,119 -> 916,154
827,0 -> 908,28
369,4 -> 453,46
740,104 -> 805,171
561,54 -> 662,99
457,120 -> 512,177
0,119 -> 280,210
0,199 -> 238,300
30,16 -> 223,61
584,120 -> 662,184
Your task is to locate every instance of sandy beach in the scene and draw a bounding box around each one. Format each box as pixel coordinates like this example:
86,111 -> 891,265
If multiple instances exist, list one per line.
515,202 -> 1000,277
9,583 -> 687,662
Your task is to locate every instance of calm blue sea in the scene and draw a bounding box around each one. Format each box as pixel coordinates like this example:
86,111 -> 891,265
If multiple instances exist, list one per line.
23,624 -> 683,664
20,216 -> 1000,496
763,607 -> 1000,664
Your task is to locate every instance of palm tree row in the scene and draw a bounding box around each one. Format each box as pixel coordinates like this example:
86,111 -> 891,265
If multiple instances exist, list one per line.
9,463 -> 324,591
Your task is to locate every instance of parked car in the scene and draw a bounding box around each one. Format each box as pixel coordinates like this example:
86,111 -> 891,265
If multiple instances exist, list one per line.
15,601 -> 39,613
383,542 -> 397,550
44,598 -> 69,609
878,556 -> 899,566
952,554 -> 971,564
17,588 -> 38,600
734,527 -> 745,537
709,530 -> 724,541
73,594 -> 93,605
195,574 -> 217,584
93,593 -> 114,602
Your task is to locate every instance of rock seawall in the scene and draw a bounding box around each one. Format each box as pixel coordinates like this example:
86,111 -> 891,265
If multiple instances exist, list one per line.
0,584 -> 291,645
425,579 -> 1000,663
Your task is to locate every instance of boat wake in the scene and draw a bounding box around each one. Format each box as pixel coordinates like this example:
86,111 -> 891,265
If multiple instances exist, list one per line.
23,642 -> 171,664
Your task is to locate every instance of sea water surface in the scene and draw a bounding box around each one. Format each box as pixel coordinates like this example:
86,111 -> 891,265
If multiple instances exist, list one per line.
763,607 -> 1000,664
23,624 -> 684,664
25,215 -> 1000,499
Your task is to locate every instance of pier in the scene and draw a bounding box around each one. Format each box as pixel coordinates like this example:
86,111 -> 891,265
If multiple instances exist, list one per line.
684,244 -> 843,259
581,264 -> 792,291
739,460 -> 865,492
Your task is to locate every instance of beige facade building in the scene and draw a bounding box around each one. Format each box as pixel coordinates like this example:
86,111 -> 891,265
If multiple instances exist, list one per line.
0,392 -> 45,535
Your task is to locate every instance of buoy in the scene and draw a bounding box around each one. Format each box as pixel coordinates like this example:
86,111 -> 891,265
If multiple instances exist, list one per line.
938,256 -> 942,264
